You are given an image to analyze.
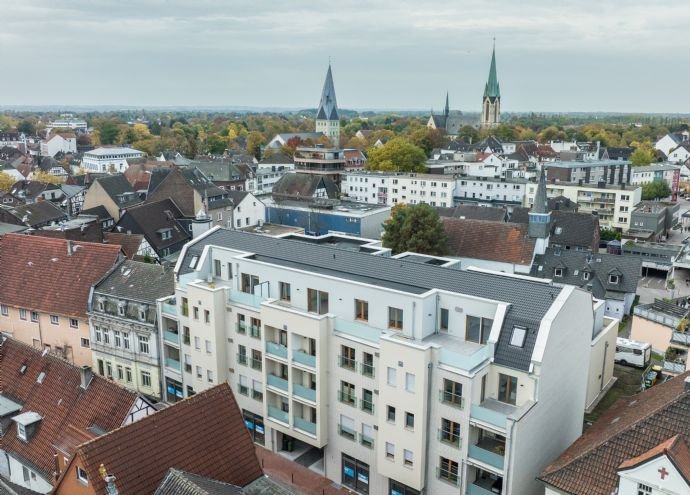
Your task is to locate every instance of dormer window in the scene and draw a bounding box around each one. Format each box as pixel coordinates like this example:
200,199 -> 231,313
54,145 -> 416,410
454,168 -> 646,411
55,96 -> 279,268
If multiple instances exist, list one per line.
583,272 -> 591,281
158,228 -> 172,241
13,411 -> 42,442
510,326 -> 527,347
609,274 -> 619,284
97,298 -> 105,311
117,302 -> 126,316
554,268 -> 563,278
138,306 -> 147,321
17,423 -> 26,440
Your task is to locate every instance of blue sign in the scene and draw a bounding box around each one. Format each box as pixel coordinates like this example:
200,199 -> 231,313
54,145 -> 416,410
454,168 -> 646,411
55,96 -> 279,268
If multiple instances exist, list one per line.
245,420 -> 254,430
357,473 -> 369,484
343,466 -> 355,478
256,424 -> 264,434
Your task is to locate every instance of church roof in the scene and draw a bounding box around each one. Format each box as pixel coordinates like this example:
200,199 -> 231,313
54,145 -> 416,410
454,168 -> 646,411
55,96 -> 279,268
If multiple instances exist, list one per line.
316,64 -> 339,121
483,44 -> 501,99
532,167 -> 548,214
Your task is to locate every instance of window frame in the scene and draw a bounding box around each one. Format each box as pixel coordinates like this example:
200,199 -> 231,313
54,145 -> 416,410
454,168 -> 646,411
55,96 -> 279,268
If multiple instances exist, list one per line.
388,306 -> 403,330
355,299 -> 369,321
498,373 -> 518,405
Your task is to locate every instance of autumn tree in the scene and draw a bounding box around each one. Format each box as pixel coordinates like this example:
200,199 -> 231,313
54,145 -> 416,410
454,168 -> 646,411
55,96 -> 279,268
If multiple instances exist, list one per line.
630,147 -> 655,167
246,131 -> 266,160
382,203 -> 448,256
32,171 -> 64,185
0,172 -> 15,192
366,138 -> 426,172
457,125 -> 479,143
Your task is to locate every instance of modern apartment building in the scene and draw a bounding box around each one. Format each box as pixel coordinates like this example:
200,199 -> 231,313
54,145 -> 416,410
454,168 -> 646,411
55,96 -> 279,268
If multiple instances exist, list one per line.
81,146 -> 145,173
293,147 -> 346,185
455,176 -> 527,212
525,181 -> 641,231
342,172 -> 456,208
163,227 -> 596,495
546,160 -> 631,185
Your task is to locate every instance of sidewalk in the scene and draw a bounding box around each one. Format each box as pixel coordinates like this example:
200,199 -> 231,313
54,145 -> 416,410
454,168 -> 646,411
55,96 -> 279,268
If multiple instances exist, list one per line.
255,446 -> 355,495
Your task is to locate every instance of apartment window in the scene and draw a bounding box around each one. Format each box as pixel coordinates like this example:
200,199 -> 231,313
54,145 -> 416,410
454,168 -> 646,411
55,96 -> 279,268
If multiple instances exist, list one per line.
123,332 -> 130,349
340,381 -> 356,405
181,297 -> 189,316
339,414 -> 356,440
182,326 -> 190,345
609,274 -> 619,284
279,282 -> 291,302
0,305 -> 7,316
362,388 -> 374,414
196,366 -> 203,378
207,370 -> 214,383
403,449 -> 414,467
442,379 -> 463,407
69,318 -> 79,329
138,335 -> 149,354
385,442 -> 395,460
116,365 -> 124,380
498,373 -> 518,405
637,483 -> 652,495
387,405 -> 396,422
388,306 -> 403,330
205,339 -> 212,354
362,352 -> 374,377
342,454 -> 370,494
95,327 -> 102,343
103,331 -> 110,345
113,330 -> 121,347
141,371 -> 151,388
405,372 -> 415,393
17,423 -> 27,441
583,271 -> 591,281
510,326 -> 527,347
340,345 -> 356,370
106,362 -> 112,378
554,267 -> 563,277
194,336 -> 201,350
77,466 -> 88,485
307,288 -> 329,314
19,309 -> 27,320
241,273 -> 259,294
227,262 -> 233,279
50,315 -> 59,325
193,307 -> 199,320
31,311 -> 38,322
80,338 -> 90,348
405,412 -> 415,429
125,367 -> 132,383
251,349 -> 262,370
118,303 -> 125,316
438,457 -> 459,485
355,299 -> 369,321
466,315 -> 493,344
204,310 -> 210,323
387,367 -> 397,386
440,418 -> 460,446
214,259 -> 222,277
440,308 -> 449,332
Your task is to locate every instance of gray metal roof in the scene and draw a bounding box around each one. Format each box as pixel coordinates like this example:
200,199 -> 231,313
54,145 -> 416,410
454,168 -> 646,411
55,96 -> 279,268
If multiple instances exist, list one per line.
180,229 -> 566,371
94,260 -> 174,303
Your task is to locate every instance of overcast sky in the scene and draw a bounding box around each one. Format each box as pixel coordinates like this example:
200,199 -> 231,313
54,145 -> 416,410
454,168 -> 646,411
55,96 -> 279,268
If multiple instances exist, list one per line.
2,0 -> 689,113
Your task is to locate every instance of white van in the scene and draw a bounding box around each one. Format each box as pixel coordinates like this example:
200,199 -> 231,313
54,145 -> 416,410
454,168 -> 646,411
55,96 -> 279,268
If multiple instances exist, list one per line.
615,338 -> 652,368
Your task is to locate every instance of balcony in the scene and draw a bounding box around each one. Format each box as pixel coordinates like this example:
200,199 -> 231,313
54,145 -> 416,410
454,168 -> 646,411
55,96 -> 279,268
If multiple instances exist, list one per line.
338,355 -> 357,372
293,350 -> 316,368
436,467 -> 459,487
293,417 -> 317,436
236,322 -> 247,335
161,302 -> 177,316
663,360 -> 686,374
293,383 -> 316,402
467,482 -> 498,495
163,330 -> 179,345
440,390 -> 464,409
470,399 -> 515,431
267,374 -> 288,392
469,440 -> 505,471
165,357 -> 181,371
237,353 -> 248,366
338,424 -> 356,441
334,318 -> 382,343
438,428 -> 461,448
228,289 -> 264,309
360,362 -> 375,378
266,341 -> 288,359
337,391 -> 357,407
268,405 -> 289,424
671,331 -> 690,346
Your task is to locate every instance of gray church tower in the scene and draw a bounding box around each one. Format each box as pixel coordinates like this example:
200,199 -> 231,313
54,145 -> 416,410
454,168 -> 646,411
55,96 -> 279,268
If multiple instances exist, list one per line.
480,42 -> 501,128
315,64 -> 340,146
529,167 -> 551,254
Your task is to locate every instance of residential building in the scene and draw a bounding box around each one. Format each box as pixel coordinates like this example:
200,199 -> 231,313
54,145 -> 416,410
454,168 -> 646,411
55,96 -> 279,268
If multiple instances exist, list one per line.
51,384 -> 266,495
0,235 -> 122,366
630,162 -> 681,188
88,260 -> 174,400
246,166 -> 291,196
510,208 -> 601,252
524,180 -> 641,231
191,159 -> 251,191
480,43 -> 501,128
628,202 -> 680,241
531,248 -> 642,318
546,159 -> 631,185
315,63 -> 340,146
455,176 -> 527,212
225,191 -> 266,229
168,227 -> 597,495
631,298 -> 690,376
622,241 -> 680,274
39,133 -> 77,158
344,149 -> 367,171
272,174 -> 339,203
437,205 -> 507,222
655,131 -> 690,157
81,147 -> 145,173
667,143 -> 690,164
47,114 -> 88,132
539,373 -> 690,495
548,141 -> 602,161
0,336 -> 155,493
293,147 -> 346,185
342,172 -> 456,208
0,162 -> 25,183
0,133 -> 23,149
0,201 -> 67,228
103,232 -> 150,260
82,174 -> 142,222
601,146 -> 635,161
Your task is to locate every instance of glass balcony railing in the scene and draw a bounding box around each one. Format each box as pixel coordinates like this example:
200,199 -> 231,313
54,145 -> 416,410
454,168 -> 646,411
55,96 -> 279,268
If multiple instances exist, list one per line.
438,428 -> 461,447
361,399 -> 374,415
360,362 -> 375,378
293,417 -> 317,435
266,341 -> 288,359
267,374 -> 288,392
338,355 -> 357,371
436,467 -> 459,486
468,444 -> 505,470
228,289 -> 264,308
267,405 -> 289,424
293,383 -> 316,402
236,322 -> 247,335
337,390 -> 357,407
470,402 -> 510,430
250,325 -> 261,339
293,349 -> 316,368
165,357 -> 181,371
440,390 -> 464,409
334,318 -> 382,343
467,481 -> 500,495
161,302 -> 177,316
163,330 -> 180,345
237,353 -> 248,366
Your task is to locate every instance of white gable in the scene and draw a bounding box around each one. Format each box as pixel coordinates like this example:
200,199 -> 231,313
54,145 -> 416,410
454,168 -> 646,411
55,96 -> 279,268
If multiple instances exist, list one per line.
618,452 -> 690,495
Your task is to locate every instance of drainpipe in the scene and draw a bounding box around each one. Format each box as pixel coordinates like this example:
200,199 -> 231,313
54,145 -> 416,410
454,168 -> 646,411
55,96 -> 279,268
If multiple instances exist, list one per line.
423,361 -> 433,493
434,294 -> 440,334
411,301 -> 416,339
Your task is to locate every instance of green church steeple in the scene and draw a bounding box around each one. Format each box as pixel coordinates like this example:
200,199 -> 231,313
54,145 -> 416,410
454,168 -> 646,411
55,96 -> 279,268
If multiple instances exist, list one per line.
483,42 -> 500,100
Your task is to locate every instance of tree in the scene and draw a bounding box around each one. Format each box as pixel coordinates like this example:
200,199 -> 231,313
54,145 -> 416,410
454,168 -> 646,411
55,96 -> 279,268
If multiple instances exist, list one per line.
630,148 -> 654,167
408,128 -> 446,156
16,119 -> 36,135
641,180 -> 672,200
366,138 -> 426,172
246,131 -> 266,160
32,171 -> 64,185
599,227 -> 621,241
97,122 -> 121,145
0,172 -> 15,192
382,203 -> 448,255
457,125 -> 479,143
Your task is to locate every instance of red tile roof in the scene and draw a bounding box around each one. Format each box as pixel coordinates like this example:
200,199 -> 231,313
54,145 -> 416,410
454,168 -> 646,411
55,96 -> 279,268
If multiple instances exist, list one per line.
0,234 -> 121,318
442,217 -> 536,265
54,384 -> 263,495
539,372 -> 690,494
618,434 -> 690,482
0,337 -> 140,479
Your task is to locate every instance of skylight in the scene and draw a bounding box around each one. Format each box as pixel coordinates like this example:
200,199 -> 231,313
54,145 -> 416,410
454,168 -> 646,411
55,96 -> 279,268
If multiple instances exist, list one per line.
510,326 -> 527,347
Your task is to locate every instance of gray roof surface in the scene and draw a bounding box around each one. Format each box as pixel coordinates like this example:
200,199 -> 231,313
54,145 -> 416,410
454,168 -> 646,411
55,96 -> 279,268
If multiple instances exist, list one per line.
0,223 -> 27,236
94,260 -> 174,303
180,229 -> 565,371
315,64 -> 339,121
437,205 -> 507,222
95,174 -> 142,208
191,161 -> 249,183
154,469 -> 242,495
511,209 -> 598,249
531,248 -> 641,298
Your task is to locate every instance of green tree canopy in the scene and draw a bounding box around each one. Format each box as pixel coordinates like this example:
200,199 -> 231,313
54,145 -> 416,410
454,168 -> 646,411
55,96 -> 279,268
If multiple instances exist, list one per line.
599,227 -> 621,242
457,125 -> 480,143
630,148 -> 654,166
382,203 -> 448,256
641,180 -> 672,200
366,138 -> 426,172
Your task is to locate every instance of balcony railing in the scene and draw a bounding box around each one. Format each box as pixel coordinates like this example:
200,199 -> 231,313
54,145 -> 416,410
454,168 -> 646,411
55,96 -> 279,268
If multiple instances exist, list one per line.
337,390 -> 357,407
236,322 -> 247,335
267,374 -> 288,392
228,289 -> 264,308
250,325 -> 261,339
267,405 -> 289,424
439,390 -> 464,409
293,383 -> 316,402
470,402 -> 510,430
338,355 -> 357,371
360,433 -> 374,449
161,302 -> 177,316
438,428 -> 461,448
436,467 -> 459,486
467,483 -> 497,495
237,353 -> 248,366
165,357 -> 181,371
163,330 -> 180,345
671,331 -> 690,346
334,318 -> 382,343
250,358 -> 263,371
266,341 -> 288,359
360,362 -> 375,378
293,350 -> 316,368
663,360 -> 686,374
468,444 -> 505,470
338,424 -> 356,441
293,417 -> 317,435
361,399 -> 374,415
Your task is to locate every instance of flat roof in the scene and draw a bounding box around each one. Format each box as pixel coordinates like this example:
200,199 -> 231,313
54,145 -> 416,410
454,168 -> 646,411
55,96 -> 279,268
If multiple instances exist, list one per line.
13,411 -> 42,426
546,181 -> 638,192
84,147 -> 144,157
548,160 -> 631,168
344,171 -> 453,180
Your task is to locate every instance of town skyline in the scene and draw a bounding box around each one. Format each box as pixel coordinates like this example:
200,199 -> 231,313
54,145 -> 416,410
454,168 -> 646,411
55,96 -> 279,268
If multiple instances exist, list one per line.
3,0 -> 690,113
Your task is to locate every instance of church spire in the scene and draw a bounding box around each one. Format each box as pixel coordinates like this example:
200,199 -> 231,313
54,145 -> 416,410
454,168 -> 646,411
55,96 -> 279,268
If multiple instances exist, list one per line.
483,41 -> 500,99
316,63 -> 339,121
532,166 -> 548,214
444,92 -> 450,119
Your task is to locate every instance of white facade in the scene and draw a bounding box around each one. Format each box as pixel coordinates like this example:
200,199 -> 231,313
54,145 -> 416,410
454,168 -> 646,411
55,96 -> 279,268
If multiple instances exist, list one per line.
40,134 -> 77,157
630,163 -> 681,189
163,228 -> 598,495
455,176 -> 527,211
247,168 -> 290,196
6,454 -> 53,493
81,147 -> 144,173
47,116 -> 88,132
230,193 -> 266,229
655,132 -> 690,158
617,451 -> 690,495
667,145 -> 690,165
342,172 -> 456,207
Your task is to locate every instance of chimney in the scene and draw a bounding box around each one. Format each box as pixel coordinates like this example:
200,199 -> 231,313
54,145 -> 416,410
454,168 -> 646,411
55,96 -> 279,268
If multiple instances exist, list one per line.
80,365 -> 93,389
685,376 -> 690,392
66,240 -> 74,256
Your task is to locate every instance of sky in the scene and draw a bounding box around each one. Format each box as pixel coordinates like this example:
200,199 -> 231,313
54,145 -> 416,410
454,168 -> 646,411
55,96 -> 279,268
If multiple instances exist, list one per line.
1,0 -> 689,113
